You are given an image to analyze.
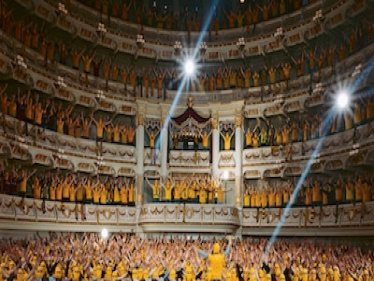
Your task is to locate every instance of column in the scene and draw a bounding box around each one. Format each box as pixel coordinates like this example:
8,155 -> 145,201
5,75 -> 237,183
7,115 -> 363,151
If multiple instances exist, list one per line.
159,117 -> 168,178
136,113 -> 145,205
211,117 -> 219,178
234,114 -> 243,208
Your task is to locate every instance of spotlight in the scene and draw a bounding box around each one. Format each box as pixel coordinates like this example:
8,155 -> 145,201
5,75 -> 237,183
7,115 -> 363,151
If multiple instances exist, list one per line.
101,228 -> 109,239
336,90 -> 350,110
183,58 -> 195,77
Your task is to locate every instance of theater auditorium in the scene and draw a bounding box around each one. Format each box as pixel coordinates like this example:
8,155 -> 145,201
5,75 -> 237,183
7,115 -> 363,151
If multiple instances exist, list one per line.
0,0 -> 373,280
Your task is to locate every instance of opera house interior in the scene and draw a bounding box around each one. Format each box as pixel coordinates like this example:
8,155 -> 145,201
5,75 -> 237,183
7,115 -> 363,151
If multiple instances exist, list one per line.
0,0 -> 373,280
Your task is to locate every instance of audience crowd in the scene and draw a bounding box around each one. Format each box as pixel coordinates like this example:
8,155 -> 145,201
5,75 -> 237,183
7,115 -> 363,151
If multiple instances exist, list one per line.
79,0 -> 317,32
0,163 -> 135,206
0,4 -> 373,98
243,99 -> 374,149
0,233 -> 372,280
0,85 -> 136,151
145,176 -> 230,204
244,175 -> 374,208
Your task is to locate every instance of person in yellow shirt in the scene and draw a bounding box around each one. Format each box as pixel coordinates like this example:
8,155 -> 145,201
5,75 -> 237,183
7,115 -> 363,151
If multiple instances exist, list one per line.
268,188 -> 276,207
312,180 -> 321,206
128,180 -> 135,205
163,178 -> 174,202
18,169 -> 36,196
120,181 -> 129,205
91,114 -> 112,156
245,128 -> 253,148
345,178 -> 354,203
113,124 -> 121,143
200,130 -> 211,149
113,182 -> 120,204
127,126 -> 136,144
335,178 -> 343,204
81,114 -> 92,139
56,182 -> 63,201
243,188 -> 250,207
93,184 -> 102,204
173,181 -> 182,202
197,238 -> 232,281
76,181 -> 84,203
220,130 -> 235,151
0,83 -> 8,115
100,185 -> 108,205
147,129 -> 159,149
32,176 -> 41,200
146,178 -> 160,202
120,125 -> 128,144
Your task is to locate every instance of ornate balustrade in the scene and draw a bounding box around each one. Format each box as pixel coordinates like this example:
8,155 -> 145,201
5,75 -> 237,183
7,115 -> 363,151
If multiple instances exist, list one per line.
0,115 -> 136,176
13,0 -> 365,62
0,194 -> 137,232
0,38 -> 137,115
138,203 -> 239,233
1,112 -> 373,177
241,201 -> 374,236
0,194 -> 372,235
1,29 -> 372,108
169,150 -> 210,168
66,0 -> 329,41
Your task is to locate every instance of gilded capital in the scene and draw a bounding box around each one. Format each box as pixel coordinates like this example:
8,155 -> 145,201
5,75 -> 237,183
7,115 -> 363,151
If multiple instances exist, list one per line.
137,113 -> 144,126
210,117 -> 218,129
235,114 -> 243,128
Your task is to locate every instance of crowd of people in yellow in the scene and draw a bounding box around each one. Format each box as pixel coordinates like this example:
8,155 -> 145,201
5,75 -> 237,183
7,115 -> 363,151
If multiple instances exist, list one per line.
79,0 -> 315,32
1,3 -> 373,97
243,97 -> 374,150
0,85 -> 136,149
1,160 -> 373,208
0,233 -> 372,281
0,165 -> 135,206
244,175 -> 374,208
146,176 -> 231,204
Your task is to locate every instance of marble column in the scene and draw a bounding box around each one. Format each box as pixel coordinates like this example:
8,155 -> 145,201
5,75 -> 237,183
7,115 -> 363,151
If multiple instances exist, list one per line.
160,121 -> 168,178
234,114 -> 243,208
211,117 -> 219,178
136,113 -> 145,205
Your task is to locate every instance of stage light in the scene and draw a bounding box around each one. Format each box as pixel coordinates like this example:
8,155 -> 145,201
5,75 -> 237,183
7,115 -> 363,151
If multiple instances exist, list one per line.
336,90 -> 350,110
183,58 -> 196,77
101,228 -> 109,239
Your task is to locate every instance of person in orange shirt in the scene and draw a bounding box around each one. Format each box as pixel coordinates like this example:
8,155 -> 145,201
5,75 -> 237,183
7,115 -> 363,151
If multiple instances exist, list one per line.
82,51 -> 95,87
81,113 -> 92,139
120,179 -> 128,205
91,114 -> 112,156
127,126 -> 136,145
113,123 -> 121,143
312,180 -> 321,207
0,83 -> 9,115
18,169 -> 36,196
70,48 -> 85,70
128,180 -> 135,206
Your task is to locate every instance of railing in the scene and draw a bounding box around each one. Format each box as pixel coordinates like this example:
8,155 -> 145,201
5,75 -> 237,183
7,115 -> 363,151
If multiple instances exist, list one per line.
242,202 -> 374,229
0,194 -> 372,235
0,115 -> 137,176
1,28 -> 372,110
242,121 -> 374,178
12,0 -> 365,61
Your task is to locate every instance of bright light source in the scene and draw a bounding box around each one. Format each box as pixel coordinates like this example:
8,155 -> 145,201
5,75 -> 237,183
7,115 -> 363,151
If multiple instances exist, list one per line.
101,228 -> 109,239
336,90 -> 350,110
222,170 -> 230,180
183,58 -> 196,77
